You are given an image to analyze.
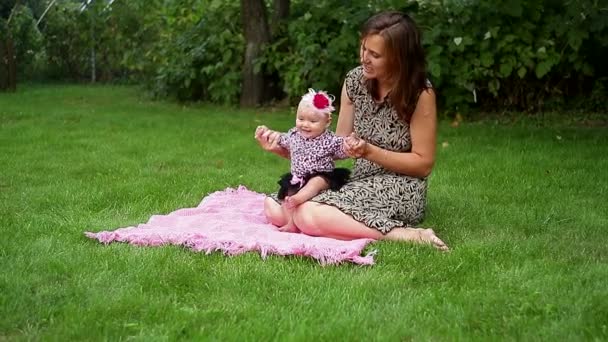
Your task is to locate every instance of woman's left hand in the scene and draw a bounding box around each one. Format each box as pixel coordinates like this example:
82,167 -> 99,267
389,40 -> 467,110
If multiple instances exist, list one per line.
344,133 -> 369,158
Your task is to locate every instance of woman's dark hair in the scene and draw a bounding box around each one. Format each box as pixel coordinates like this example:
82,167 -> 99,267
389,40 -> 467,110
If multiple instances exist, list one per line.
361,11 -> 429,122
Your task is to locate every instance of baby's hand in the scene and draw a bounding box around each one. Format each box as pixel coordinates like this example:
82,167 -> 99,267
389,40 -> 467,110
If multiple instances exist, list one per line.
255,125 -> 269,139
255,125 -> 282,152
344,134 -> 359,148
344,133 -> 368,158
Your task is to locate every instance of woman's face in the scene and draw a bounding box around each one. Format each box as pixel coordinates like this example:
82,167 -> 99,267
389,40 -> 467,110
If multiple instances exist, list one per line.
360,34 -> 390,81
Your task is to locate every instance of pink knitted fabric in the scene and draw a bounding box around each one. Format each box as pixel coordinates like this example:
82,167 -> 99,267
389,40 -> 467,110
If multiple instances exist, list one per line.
85,186 -> 376,265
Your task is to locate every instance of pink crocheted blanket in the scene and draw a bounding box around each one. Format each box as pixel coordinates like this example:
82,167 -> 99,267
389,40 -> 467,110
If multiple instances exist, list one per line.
85,186 -> 376,265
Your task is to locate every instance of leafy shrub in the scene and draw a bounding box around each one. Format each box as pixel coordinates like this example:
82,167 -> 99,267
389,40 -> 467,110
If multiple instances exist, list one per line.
10,0 -> 608,114
7,5 -> 43,80
257,2 -> 366,102
418,0 -> 608,114
41,3 -> 93,80
144,0 -> 244,103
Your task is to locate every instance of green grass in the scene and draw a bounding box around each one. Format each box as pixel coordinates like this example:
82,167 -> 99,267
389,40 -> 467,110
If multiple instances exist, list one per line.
1,84 -> 607,340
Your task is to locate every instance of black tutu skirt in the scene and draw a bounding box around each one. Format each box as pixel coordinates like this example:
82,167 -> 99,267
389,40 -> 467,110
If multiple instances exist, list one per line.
277,168 -> 351,200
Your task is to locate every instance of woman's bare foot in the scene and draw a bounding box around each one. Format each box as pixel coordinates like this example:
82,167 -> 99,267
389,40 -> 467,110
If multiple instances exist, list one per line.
384,227 -> 449,251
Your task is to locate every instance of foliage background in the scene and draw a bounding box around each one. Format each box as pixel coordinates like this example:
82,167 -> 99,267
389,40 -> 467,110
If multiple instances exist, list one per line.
3,0 -> 608,114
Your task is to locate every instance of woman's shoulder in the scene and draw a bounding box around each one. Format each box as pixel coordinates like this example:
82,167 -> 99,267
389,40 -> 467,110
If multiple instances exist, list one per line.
345,66 -> 365,99
346,66 -> 364,82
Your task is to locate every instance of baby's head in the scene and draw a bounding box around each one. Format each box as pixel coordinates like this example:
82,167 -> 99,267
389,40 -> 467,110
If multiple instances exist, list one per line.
295,89 -> 335,139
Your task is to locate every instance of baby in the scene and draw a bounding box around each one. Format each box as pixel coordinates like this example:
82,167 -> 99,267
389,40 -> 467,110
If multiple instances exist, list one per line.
255,89 -> 355,232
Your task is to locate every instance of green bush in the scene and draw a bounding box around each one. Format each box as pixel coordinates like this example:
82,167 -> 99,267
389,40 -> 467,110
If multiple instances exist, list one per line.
7,5 -> 43,80
258,0 -> 420,103
145,0 -> 244,103
419,0 -> 608,114
257,2 -> 367,101
11,0 -> 608,113
40,0 -> 151,83
41,3 -> 92,80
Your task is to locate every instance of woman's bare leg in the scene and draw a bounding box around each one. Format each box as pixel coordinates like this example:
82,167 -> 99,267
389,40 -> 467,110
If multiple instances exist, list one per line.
293,201 -> 449,250
292,202 -> 383,240
385,228 -> 449,251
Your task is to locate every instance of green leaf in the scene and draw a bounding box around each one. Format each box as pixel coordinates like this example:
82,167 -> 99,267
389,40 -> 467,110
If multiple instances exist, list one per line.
488,79 -> 500,96
582,63 -> 593,76
223,49 -> 232,63
504,0 -> 523,17
480,52 -> 493,67
517,67 -> 527,79
428,61 -> 441,78
535,60 -> 552,78
428,45 -> 443,57
499,63 -> 513,77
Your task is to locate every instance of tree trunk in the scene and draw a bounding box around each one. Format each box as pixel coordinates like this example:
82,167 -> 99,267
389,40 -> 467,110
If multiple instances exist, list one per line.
271,0 -> 289,37
90,6 -> 96,83
0,36 -> 16,92
0,38 -> 7,90
6,36 -> 16,91
266,0 -> 290,101
90,30 -> 96,83
1,0 -> 20,92
240,0 -> 271,107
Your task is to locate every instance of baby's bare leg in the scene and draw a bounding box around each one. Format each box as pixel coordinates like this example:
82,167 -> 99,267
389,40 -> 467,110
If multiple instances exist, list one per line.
265,197 -> 299,233
264,197 -> 288,226
284,176 -> 329,209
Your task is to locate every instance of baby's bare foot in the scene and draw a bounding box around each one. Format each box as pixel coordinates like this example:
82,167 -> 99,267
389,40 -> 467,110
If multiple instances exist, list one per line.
283,195 -> 304,210
278,221 -> 299,233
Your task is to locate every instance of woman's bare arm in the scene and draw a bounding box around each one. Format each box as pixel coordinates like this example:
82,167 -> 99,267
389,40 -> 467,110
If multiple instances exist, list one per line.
349,89 -> 437,178
335,81 -> 355,137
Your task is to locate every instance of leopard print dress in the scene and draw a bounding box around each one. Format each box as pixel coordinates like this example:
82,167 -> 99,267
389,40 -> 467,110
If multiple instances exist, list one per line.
271,66 -> 429,234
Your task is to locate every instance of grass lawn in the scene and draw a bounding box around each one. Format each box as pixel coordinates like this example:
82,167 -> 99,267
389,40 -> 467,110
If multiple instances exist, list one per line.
1,84 -> 607,340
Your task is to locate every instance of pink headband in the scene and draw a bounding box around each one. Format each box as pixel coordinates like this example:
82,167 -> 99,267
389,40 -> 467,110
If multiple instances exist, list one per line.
298,88 -> 335,117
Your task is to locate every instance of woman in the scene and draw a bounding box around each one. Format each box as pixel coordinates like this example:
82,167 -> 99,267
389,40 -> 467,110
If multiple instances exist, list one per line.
255,11 -> 448,250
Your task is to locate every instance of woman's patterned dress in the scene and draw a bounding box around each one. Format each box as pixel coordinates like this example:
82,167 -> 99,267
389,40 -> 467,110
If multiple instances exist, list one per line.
309,66 -> 429,234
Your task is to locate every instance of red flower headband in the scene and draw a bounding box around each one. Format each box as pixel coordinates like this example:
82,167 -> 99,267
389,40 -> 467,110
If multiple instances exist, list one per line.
313,93 -> 330,110
299,88 -> 335,116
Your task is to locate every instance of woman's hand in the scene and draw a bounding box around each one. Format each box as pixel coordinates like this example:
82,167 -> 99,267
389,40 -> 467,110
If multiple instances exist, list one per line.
344,133 -> 369,158
255,125 -> 282,152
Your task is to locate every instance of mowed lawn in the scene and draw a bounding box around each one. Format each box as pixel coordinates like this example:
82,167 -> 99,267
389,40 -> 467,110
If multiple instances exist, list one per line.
1,84 -> 607,340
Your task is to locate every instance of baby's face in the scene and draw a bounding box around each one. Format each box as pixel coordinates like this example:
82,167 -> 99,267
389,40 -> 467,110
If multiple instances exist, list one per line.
295,109 -> 329,139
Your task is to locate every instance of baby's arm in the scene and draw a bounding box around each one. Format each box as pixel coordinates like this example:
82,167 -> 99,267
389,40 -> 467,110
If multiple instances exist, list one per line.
255,125 -> 291,158
277,131 -> 291,150
333,135 -> 353,160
